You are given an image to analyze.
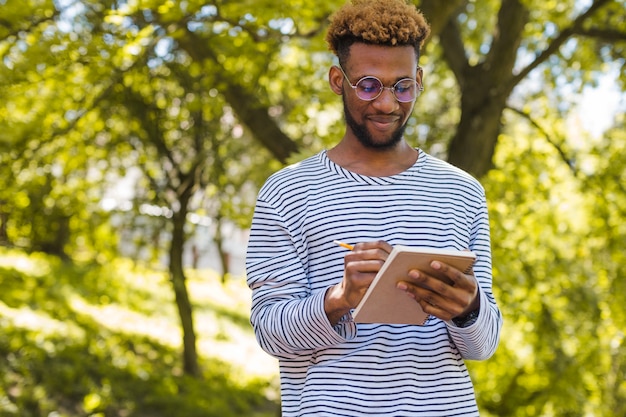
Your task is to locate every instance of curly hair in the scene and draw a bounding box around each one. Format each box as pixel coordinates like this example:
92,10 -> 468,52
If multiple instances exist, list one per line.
326,0 -> 430,64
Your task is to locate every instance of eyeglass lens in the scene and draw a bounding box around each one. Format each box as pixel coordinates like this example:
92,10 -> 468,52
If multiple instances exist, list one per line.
338,66 -> 423,102
355,77 -> 418,102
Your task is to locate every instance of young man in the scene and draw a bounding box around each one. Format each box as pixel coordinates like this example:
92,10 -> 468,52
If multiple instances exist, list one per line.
246,0 -> 503,415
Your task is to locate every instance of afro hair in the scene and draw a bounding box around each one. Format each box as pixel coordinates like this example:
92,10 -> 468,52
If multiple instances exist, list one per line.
326,0 -> 430,64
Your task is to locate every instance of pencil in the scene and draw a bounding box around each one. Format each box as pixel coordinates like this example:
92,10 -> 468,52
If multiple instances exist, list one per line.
333,240 -> 354,251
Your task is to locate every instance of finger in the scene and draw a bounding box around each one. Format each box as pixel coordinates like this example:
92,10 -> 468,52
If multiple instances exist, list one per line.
346,245 -> 392,267
404,287 -> 452,319
397,280 -> 466,321
429,260 -> 474,289
406,268 -> 454,296
352,240 -> 393,255
413,264 -> 479,316
400,273 -> 467,311
398,279 -> 443,306
420,300 -> 455,321
345,259 -> 386,275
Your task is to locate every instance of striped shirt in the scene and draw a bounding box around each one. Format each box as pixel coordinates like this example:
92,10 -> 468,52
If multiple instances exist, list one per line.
247,149 -> 502,416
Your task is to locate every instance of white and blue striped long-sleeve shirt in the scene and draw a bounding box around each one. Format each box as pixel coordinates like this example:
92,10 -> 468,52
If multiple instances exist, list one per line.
246,149 -> 502,417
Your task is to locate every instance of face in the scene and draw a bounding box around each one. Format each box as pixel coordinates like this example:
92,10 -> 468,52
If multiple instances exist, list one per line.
331,43 -> 421,150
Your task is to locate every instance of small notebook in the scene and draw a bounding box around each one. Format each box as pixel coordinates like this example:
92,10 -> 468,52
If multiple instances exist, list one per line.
352,246 -> 476,325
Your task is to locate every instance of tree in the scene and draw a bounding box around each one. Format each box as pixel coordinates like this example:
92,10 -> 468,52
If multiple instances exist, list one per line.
465,108 -> 626,416
91,38 -> 272,376
0,0 -> 118,259
165,0 -> 626,178
0,0 -> 275,377
1,1 -> 625,414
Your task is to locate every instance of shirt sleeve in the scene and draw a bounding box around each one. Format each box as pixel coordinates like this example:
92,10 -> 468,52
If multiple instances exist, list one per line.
446,288 -> 503,360
445,192 -> 503,360
246,199 -> 357,359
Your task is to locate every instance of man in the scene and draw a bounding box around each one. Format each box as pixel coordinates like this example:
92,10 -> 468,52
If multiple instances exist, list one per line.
246,0 -> 502,415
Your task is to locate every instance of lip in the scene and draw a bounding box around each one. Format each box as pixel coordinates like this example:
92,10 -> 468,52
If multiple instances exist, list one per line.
368,115 -> 400,130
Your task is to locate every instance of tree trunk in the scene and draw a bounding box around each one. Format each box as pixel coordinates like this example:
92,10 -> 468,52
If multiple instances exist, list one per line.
213,215 -> 230,284
39,212 -> 71,261
169,208 -> 200,377
439,0 -> 529,178
0,200 -> 8,246
447,86 -> 509,177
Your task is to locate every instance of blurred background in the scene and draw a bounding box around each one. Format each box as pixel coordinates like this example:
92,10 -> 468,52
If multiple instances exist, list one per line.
0,0 -> 625,416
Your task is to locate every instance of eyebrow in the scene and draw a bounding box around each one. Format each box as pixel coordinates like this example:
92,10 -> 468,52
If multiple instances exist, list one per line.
342,68 -> 416,85
345,68 -> 420,84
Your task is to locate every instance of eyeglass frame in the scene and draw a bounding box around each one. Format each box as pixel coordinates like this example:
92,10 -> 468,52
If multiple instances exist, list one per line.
336,65 -> 424,103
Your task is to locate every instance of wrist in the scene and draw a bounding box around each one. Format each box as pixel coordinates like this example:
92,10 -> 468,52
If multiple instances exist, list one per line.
324,283 -> 352,326
452,308 -> 479,327
452,291 -> 481,327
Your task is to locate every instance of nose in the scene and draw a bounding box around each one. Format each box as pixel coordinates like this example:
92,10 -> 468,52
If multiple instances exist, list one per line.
372,87 -> 399,112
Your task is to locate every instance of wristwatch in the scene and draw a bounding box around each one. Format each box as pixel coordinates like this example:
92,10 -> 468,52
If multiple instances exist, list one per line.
452,309 -> 479,327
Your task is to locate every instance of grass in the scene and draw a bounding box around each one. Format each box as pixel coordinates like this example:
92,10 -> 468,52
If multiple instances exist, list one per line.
0,248 -> 280,417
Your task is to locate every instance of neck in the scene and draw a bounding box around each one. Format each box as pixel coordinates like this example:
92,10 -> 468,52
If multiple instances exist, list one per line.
327,138 -> 418,177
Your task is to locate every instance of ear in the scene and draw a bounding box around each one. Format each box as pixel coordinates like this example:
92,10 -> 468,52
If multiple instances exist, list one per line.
416,66 -> 424,88
329,66 -> 344,96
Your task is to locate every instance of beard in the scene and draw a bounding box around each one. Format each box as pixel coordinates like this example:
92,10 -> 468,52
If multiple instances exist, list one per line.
343,95 -> 407,151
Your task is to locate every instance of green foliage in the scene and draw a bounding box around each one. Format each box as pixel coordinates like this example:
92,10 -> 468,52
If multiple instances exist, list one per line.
0,248 -> 279,417
468,112 -> 626,416
1,0 -> 625,415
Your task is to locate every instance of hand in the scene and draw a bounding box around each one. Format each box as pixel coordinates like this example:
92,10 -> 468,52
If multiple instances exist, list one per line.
397,260 -> 480,322
325,240 -> 393,325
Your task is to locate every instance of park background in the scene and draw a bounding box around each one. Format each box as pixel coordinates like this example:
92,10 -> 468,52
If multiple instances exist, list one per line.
1,0 -> 625,416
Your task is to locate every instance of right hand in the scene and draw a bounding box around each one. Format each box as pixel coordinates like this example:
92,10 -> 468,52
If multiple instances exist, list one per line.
324,240 -> 393,324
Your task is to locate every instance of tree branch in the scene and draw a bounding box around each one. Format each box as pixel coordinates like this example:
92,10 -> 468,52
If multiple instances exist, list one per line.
419,0 -> 468,83
0,10 -> 60,43
438,18 -> 470,87
175,27 -> 298,163
210,3 -> 329,42
506,106 -> 578,176
510,0 -> 614,88
419,0 -> 467,40
485,0 -> 528,81
576,27 -> 626,42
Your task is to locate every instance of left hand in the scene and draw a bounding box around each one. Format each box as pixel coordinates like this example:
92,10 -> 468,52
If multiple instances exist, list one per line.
397,260 -> 480,322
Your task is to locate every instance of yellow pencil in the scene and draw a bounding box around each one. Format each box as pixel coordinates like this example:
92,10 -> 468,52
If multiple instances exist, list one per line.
333,240 -> 354,251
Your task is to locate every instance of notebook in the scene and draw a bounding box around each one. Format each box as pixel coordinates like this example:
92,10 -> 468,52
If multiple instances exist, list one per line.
352,246 -> 476,325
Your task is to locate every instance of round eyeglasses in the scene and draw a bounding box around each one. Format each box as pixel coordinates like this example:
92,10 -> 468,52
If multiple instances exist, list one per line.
338,65 -> 423,103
